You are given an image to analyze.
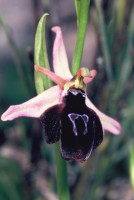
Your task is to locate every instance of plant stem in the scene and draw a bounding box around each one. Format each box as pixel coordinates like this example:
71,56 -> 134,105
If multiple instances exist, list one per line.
54,1 -> 90,198
54,2 -> 90,196
55,143 -> 70,200
72,0 -> 90,75
34,14 -> 70,200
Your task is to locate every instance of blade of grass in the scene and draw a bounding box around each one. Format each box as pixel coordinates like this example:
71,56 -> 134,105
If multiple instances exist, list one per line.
115,0 -> 126,30
0,15 -> 33,96
119,6 -> 134,87
129,143 -> 134,195
113,6 -> 134,99
94,0 -> 113,83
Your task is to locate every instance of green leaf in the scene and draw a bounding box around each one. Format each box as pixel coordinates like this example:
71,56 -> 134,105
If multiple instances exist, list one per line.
34,13 -> 52,94
34,14 -> 70,200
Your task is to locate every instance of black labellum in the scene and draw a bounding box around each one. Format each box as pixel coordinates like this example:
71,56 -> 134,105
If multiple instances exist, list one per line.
40,89 -> 103,162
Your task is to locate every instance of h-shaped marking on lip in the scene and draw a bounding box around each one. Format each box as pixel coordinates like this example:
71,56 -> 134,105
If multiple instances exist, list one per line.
68,113 -> 89,136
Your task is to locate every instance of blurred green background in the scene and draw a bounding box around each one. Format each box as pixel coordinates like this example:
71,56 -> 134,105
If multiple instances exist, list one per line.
0,0 -> 134,200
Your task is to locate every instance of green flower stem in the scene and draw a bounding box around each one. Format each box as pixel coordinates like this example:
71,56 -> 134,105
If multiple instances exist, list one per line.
55,143 -> 70,200
72,0 -> 90,75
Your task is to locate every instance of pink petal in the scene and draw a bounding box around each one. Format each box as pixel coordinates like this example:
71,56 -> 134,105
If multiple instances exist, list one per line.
52,26 -> 73,80
35,65 -> 67,89
1,86 -> 62,121
83,70 -> 97,84
86,97 -> 121,135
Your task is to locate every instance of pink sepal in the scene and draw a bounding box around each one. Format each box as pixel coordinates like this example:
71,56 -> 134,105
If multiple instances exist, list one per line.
86,97 -> 121,135
52,26 -> 73,80
83,70 -> 97,84
1,86 -> 62,121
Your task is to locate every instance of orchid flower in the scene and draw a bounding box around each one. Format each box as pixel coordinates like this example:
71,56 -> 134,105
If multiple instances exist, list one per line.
1,26 -> 121,162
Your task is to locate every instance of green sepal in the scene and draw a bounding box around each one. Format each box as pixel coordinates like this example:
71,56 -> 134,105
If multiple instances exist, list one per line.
34,13 -> 52,94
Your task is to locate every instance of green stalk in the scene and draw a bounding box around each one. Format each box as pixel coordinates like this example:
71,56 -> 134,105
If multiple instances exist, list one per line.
54,1 -> 90,198
72,0 -> 90,75
55,143 -> 70,200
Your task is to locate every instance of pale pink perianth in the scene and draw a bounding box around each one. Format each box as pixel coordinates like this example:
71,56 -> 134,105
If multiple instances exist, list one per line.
1,86 -> 62,121
52,26 -> 73,80
86,98 -> 121,135
1,26 -> 121,135
52,26 -> 96,85
83,70 -> 97,84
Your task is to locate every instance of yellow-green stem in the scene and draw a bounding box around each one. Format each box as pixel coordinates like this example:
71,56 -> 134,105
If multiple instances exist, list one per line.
55,143 -> 70,200
34,13 -> 70,200
72,0 -> 90,75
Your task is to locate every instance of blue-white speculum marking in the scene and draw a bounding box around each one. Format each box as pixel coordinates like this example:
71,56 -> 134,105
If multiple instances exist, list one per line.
40,68 -> 103,162
68,113 -> 89,136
